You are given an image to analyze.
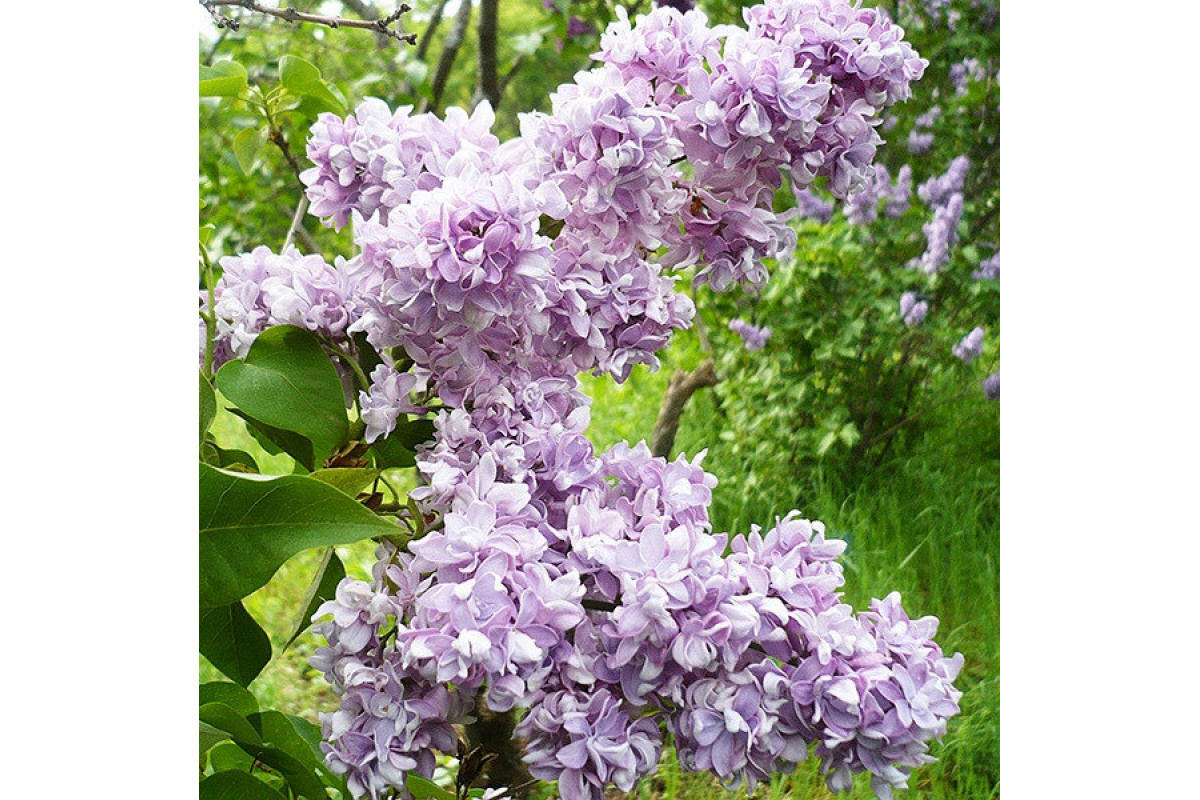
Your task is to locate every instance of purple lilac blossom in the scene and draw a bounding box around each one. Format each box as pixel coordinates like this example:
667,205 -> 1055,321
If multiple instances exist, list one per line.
952,327 -> 985,363
906,129 -> 933,154
898,292 -> 927,326
950,58 -> 985,95
567,17 -> 598,38
729,318 -> 773,350
794,186 -> 835,223
209,245 -> 361,359
204,5 -> 963,798
973,251 -> 999,280
982,371 -> 999,400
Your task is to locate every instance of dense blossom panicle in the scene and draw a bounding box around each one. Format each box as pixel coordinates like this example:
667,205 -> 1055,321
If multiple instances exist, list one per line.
209,246 -> 361,359
952,326 -> 985,363
973,251 -> 999,280
303,100 -> 503,230
729,318 -> 773,350
794,186 -> 835,222
898,291 -> 928,326
906,129 -> 933,154
950,58 -> 986,95
520,687 -> 663,800
917,155 -> 969,207
917,191 -> 963,274
845,164 -> 912,225
360,363 -> 427,443
982,370 -> 1000,400
206,5 -> 965,799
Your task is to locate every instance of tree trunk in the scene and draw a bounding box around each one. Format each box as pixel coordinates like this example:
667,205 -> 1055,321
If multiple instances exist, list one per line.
650,359 -> 718,458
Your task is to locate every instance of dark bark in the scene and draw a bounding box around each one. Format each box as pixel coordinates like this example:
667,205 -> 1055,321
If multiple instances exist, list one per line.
650,359 -> 718,459
414,0 -> 451,62
476,0 -> 500,108
425,0 -> 473,113
464,704 -> 533,797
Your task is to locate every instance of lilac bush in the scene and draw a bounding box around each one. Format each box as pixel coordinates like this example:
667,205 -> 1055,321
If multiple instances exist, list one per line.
203,3 -> 965,799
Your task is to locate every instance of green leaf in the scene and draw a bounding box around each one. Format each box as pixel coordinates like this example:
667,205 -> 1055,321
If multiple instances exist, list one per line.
280,55 -> 346,115
217,326 -> 349,469
309,468 -> 380,497
285,715 -> 324,764
235,744 -> 329,800
199,770 -> 286,800
201,441 -> 260,472
199,702 -> 262,747
406,774 -> 456,800
200,682 -> 259,717
200,720 -> 230,756
233,127 -> 266,174
229,408 -> 313,471
199,463 -> 398,607
350,331 -> 383,384
284,547 -> 345,650
199,223 -> 216,245
201,372 -> 216,445
817,430 -> 838,456
371,417 -> 435,469
199,60 -> 248,98
199,603 -> 272,687
249,711 -> 321,769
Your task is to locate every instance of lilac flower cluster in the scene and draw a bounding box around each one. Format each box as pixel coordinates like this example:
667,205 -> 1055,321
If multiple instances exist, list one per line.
794,186 -> 835,223
899,291 -> 928,326
982,370 -> 999,400
205,4 -> 959,798
729,318 -> 773,350
952,326 -> 985,363
906,105 -> 940,155
973,251 -> 999,280
950,58 -> 986,96
913,156 -> 969,274
844,164 -> 912,225
205,245 -> 361,364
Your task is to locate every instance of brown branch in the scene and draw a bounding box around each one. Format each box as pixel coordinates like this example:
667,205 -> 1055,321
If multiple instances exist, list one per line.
339,0 -> 399,51
413,0 -> 450,62
650,359 -> 718,458
476,0 -> 500,109
424,0 -> 473,114
200,1 -> 417,46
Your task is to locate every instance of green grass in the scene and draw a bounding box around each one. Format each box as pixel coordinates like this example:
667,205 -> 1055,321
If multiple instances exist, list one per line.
204,349 -> 999,799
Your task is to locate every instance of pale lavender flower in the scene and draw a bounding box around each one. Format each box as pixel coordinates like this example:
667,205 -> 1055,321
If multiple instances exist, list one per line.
794,186 -> 835,223
952,326 -> 985,363
982,370 -> 999,400
360,363 -> 427,443
906,129 -> 933,154
973,251 -> 999,280
729,319 -> 773,350
898,292 -> 927,326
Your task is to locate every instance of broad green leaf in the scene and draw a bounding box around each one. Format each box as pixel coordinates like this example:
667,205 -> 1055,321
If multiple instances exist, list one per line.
350,331 -> 383,383
199,702 -> 262,747
199,463 -> 397,607
285,715 -> 324,764
250,711 -> 321,769
309,468 -> 379,497
217,326 -> 349,469
199,603 -> 272,687
229,408 -> 313,471
817,430 -> 838,456
199,223 -> 216,244
406,774 -> 455,800
280,55 -> 346,114
199,770 -> 286,800
234,743 -> 329,800
201,372 -> 216,444
200,720 -> 230,756
201,441 -> 260,472
200,682 -> 259,717
371,417 -> 435,469
233,127 -> 266,174
206,740 -> 255,772
284,547 -> 345,650
199,60 -> 248,98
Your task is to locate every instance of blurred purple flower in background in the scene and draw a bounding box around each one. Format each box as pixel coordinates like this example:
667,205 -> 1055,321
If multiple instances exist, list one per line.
982,371 -> 1000,400
953,327 -> 985,363
899,292 -> 928,326
729,318 -> 773,350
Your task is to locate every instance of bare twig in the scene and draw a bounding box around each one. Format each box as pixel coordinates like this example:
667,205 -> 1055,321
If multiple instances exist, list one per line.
282,194 -> 310,251
650,359 -> 718,458
424,0 -> 473,113
476,0 -> 500,109
200,1 -> 417,46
